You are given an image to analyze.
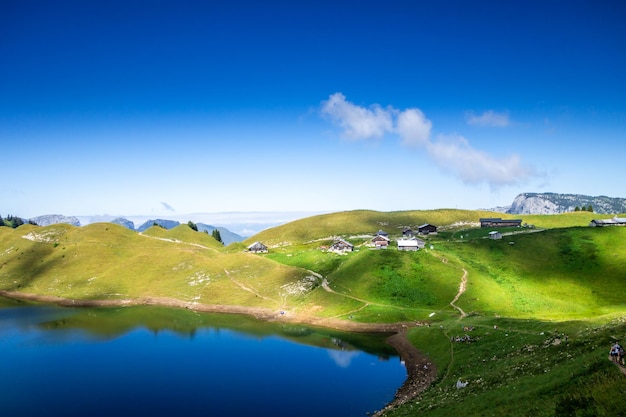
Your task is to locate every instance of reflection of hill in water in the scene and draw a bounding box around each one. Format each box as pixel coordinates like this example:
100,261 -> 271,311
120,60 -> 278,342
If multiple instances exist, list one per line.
0,298 -> 397,358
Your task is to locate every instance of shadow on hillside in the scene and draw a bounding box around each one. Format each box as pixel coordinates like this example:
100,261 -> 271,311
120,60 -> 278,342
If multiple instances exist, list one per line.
1,239 -> 60,291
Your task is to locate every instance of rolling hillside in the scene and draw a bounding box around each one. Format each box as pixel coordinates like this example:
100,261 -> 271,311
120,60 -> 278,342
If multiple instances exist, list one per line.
1,210 -> 626,416
1,210 -> 624,322
0,222 -> 310,310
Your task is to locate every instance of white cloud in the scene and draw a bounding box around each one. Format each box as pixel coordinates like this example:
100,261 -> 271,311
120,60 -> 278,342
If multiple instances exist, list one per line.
396,108 -> 432,146
466,110 -> 510,127
320,93 -> 393,140
327,349 -> 360,368
321,93 -> 541,188
426,135 -> 537,187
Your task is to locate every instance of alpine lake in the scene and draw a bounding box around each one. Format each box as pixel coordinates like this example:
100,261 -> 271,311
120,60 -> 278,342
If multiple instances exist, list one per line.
0,296 -> 407,417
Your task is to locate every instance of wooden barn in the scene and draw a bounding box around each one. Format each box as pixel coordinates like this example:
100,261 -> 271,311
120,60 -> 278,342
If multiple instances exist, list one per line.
418,223 -> 438,234
247,241 -> 268,253
370,235 -> 390,249
480,218 -> 522,228
328,238 -> 354,253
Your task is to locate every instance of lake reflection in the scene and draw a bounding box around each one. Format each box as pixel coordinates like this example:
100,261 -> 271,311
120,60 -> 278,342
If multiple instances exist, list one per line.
0,299 -> 406,417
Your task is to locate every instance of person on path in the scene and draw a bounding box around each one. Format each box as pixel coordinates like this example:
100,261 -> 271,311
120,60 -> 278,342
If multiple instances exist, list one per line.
610,342 -> 622,363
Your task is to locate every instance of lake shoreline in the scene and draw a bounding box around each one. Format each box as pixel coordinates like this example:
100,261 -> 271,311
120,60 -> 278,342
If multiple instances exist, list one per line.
0,289 -> 437,412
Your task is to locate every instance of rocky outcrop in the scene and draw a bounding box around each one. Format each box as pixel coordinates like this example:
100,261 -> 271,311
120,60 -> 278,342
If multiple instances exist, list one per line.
506,193 -> 626,215
136,219 -> 181,232
30,214 -> 81,226
110,218 -> 135,230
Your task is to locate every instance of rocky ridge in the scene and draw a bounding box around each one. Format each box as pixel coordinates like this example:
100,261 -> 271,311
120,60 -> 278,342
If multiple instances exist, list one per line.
505,193 -> 626,215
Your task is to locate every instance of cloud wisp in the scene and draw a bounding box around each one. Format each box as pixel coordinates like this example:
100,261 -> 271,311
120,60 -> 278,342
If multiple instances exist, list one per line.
160,202 -> 176,212
320,92 -> 393,140
321,93 -> 538,188
466,110 -> 510,127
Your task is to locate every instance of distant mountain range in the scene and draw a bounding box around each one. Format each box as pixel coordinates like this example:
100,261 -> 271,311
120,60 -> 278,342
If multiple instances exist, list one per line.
493,193 -> 626,215
25,215 -> 245,245
18,194 -> 626,238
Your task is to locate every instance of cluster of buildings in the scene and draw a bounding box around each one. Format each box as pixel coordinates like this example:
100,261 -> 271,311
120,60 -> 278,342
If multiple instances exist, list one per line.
247,223 -> 438,254
247,215 -> 626,253
330,224 -> 438,253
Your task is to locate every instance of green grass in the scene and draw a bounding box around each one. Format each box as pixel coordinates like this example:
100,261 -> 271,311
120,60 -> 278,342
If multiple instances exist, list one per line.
0,223 -> 311,309
2,210 -> 626,416
387,316 -> 626,417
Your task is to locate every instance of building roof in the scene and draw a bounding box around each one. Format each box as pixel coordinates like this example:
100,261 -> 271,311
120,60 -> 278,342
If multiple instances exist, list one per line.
591,218 -> 626,225
247,241 -> 267,249
331,238 -> 353,247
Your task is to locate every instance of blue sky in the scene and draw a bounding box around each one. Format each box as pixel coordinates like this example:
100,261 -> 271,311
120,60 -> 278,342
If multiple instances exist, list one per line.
1,0 -> 625,223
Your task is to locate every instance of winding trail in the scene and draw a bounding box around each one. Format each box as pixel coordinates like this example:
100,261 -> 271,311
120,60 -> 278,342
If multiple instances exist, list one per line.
320,278 -> 406,311
449,268 -> 468,319
138,232 -> 213,249
223,269 -> 280,306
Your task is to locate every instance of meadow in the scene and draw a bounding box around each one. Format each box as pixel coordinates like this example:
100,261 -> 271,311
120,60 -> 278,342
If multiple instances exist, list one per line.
1,209 -> 625,416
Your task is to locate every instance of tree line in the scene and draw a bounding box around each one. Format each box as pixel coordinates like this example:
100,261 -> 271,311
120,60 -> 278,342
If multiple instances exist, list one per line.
574,205 -> 594,212
0,214 -> 37,228
187,220 -> 223,244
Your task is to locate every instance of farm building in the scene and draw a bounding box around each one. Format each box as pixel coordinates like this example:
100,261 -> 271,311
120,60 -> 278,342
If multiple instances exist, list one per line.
247,241 -> 268,253
589,217 -> 626,227
480,218 -> 522,228
488,231 -> 502,240
328,238 -> 354,253
397,238 -> 425,251
370,234 -> 390,249
418,223 -> 438,234
402,228 -> 414,238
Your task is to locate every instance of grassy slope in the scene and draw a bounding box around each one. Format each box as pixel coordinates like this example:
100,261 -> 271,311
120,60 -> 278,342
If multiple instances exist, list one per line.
0,223 -> 310,309
1,210 -> 626,416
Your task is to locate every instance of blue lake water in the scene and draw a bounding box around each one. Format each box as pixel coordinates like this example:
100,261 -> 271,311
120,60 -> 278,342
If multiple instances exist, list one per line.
0,300 -> 406,417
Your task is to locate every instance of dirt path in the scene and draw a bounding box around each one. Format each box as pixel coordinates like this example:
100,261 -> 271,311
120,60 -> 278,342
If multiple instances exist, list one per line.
609,356 -> 626,376
450,268 -> 468,319
223,269 -> 280,306
138,232 -> 212,249
320,278 -> 404,310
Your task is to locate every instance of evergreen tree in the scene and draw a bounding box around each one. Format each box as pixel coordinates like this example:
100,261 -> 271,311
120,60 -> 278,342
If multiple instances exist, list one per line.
212,229 -> 223,244
10,216 -> 24,228
187,220 -> 198,231
574,206 -> 580,212
587,205 -> 593,213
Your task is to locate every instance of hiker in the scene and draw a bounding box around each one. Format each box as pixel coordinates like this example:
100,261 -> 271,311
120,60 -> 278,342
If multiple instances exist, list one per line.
610,343 -> 621,363
619,345 -> 625,366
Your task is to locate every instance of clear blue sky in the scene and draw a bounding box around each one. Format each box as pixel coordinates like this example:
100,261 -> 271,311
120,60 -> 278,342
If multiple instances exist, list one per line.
2,0 -> 625,220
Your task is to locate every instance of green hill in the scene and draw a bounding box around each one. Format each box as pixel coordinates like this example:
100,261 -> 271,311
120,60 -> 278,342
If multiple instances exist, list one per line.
0,222 -> 310,309
245,208 -> 613,246
1,210 -> 626,416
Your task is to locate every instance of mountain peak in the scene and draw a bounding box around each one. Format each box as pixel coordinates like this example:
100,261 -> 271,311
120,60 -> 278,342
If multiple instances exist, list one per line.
506,193 -> 626,215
